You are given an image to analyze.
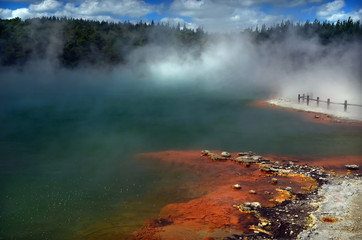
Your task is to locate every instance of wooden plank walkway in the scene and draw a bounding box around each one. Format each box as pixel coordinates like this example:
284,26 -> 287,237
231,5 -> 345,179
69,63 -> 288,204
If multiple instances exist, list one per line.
298,94 -> 362,111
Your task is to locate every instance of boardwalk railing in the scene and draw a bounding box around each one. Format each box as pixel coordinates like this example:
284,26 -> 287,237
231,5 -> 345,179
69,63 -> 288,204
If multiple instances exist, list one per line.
298,94 -> 362,111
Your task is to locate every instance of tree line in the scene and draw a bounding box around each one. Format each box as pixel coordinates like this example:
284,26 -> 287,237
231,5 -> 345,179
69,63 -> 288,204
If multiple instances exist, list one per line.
0,17 -> 205,67
247,17 -> 362,44
0,17 -> 361,67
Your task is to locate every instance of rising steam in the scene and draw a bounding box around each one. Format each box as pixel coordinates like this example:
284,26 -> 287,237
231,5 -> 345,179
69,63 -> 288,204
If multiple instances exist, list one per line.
1,23 -> 361,107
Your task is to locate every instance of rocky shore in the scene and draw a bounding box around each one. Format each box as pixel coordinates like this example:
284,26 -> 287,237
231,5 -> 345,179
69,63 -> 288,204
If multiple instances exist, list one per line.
201,150 -> 361,240
134,150 -> 361,240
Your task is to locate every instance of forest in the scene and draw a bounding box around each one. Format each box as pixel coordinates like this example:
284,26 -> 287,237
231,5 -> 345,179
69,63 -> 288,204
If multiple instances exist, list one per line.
0,16 -> 361,68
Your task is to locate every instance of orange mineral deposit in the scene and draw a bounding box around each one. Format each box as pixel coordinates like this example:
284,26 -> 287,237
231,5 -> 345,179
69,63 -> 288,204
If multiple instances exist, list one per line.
132,150 -> 320,239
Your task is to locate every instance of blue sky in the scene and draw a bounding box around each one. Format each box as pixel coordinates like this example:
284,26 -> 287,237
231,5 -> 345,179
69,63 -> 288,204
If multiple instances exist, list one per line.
0,0 -> 361,32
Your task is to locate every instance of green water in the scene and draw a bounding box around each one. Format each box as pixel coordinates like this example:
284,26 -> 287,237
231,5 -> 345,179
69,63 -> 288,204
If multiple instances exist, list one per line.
0,74 -> 361,239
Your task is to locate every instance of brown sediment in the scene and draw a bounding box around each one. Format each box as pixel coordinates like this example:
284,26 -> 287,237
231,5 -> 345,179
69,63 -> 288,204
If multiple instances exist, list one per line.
131,150 -> 326,240
321,217 -> 337,223
297,110 -> 362,126
249,100 -> 362,126
248,100 -> 272,109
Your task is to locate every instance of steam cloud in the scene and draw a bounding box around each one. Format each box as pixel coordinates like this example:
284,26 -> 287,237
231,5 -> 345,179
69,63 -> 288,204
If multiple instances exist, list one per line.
1,24 -> 361,105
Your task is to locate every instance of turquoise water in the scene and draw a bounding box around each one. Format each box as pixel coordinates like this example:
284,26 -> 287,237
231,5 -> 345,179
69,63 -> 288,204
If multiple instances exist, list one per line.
1,74 -> 361,239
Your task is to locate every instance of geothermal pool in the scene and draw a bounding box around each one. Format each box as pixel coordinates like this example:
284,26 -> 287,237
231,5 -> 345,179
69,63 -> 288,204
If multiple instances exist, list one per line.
1,76 -> 361,239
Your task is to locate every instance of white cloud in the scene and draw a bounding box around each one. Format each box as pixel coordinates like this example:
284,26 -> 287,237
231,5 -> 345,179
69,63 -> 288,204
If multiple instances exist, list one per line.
0,8 -> 12,18
317,0 -> 345,17
324,9 -> 362,22
315,0 -> 361,22
0,0 -> 38,2
171,0 -> 205,9
169,0 -> 286,32
0,0 -> 161,21
0,0 -> 61,19
160,17 -> 198,30
12,7 -> 31,18
287,0 -> 324,7
63,0 -> 159,18
230,14 -> 240,21
170,0 -> 221,18
29,0 -> 62,12
229,8 -> 285,30
219,0 -> 324,7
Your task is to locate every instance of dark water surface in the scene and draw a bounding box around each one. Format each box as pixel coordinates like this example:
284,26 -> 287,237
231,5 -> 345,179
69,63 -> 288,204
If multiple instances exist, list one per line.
1,74 -> 361,239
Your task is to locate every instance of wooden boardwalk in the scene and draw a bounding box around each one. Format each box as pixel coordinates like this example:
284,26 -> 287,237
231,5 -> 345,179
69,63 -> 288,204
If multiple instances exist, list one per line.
298,94 -> 362,111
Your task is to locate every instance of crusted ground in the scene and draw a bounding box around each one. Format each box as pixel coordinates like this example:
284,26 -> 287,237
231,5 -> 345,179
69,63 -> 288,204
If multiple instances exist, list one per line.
297,177 -> 362,240
133,150 -> 361,240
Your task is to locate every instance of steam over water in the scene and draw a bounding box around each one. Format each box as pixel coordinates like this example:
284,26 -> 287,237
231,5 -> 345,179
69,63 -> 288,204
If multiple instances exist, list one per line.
0,70 -> 361,239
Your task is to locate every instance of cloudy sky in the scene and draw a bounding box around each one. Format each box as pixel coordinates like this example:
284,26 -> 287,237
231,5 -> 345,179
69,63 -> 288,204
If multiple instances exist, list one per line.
0,0 -> 361,32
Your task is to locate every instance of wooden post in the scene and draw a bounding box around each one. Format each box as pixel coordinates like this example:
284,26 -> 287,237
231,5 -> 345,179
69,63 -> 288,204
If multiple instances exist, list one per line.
327,98 -> 330,109
344,100 -> 347,111
307,95 -> 309,105
317,97 -> 319,106
302,94 -> 305,102
298,94 -> 300,103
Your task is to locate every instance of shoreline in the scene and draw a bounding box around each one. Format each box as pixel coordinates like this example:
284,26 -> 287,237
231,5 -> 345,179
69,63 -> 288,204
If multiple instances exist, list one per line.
249,99 -> 362,127
132,150 -> 361,240
298,177 -> 362,240
130,100 -> 362,239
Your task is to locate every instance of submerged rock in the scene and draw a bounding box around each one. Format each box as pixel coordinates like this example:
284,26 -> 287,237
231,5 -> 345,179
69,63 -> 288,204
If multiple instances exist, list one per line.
237,201 -> 262,212
201,150 -> 230,160
221,151 -> 231,157
252,155 -> 262,161
345,165 -> 359,170
201,150 -> 210,156
237,152 -> 249,156
233,184 -> 242,189
234,155 -> 263,164
250,202 -> 261,209
260,166 -> 279,173
234,156 -> 257,164
237,151 -> 256,156
208,152 -> 227,161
